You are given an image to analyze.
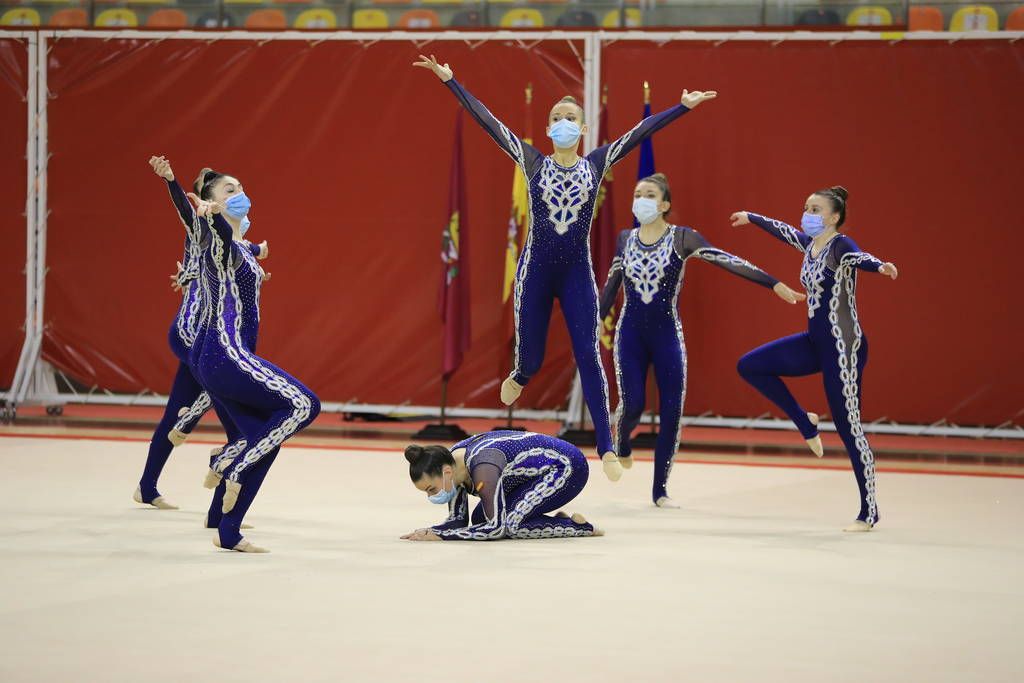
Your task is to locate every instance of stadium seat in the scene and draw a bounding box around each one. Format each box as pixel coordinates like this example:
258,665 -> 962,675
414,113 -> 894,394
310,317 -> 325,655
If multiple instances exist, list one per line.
950,5 -> 999,31
195,11 -> 237,27
500,8 -> 544,27
1007,7 -> 1024,30
244,8 -> 286,28
908,6 -> 943,31
796,9 -> 840,25
397,9 -> 441,28
146,9 -> 188,28
1,8 -> 41,26
846,6 -> 893,26
450,9 -> 482,26
353,8 -> 389,28
556,9 -> 597,27
294,8 -> 337,28
48,8 -> 88,27
602,8 -> 641,27
95,9 -> 139,26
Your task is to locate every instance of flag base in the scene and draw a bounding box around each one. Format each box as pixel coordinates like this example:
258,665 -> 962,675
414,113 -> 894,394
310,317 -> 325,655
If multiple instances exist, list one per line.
411,423 -> 470,441
557,426 -> 597,448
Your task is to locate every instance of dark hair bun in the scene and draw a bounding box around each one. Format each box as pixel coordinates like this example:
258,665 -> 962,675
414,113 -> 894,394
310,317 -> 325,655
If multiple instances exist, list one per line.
404,445 -> 425,464
830,186 -> 849,202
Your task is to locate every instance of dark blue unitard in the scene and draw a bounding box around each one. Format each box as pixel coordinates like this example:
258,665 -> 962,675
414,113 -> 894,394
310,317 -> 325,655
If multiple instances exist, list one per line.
136,178 -> 247,506
445,79 -> 691,455
430,431 -> 595,540
194,211 -> 320,548
736,213 -> 886,526
600,226 -> 778,503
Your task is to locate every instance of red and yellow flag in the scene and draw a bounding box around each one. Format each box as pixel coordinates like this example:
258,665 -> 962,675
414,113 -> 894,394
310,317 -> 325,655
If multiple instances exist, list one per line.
438,109 -> 470,380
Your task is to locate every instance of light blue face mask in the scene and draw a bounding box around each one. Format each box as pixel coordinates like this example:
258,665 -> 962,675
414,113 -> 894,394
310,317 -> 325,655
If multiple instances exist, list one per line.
800,212 -> 826,237
225,191 -> 251,220
427,471 -> 457,505
548,118 -> 582,149
632,197 -> 661,225
239,216 -> 251,238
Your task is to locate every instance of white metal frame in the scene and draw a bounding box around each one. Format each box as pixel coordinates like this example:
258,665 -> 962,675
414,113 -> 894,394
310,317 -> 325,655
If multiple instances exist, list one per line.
8,29 -> 1022,440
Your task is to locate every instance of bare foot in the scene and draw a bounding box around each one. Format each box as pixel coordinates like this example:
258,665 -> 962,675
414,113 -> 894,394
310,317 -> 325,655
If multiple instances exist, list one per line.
806,435 -> 824,458
655,496 -> 680,509
843,520 -> 873,533
167,428 -> 188,447
619,455 -> 634,470
203,469 -> 222,490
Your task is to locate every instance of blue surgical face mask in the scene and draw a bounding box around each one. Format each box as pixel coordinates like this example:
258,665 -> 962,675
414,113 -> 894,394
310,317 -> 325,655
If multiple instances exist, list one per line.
800,212 -> 826,237
548,118 -> 582,149
427,470 -> 457,505
225,191 -> 251,220
239,216 -> 251,237
632,197 -> 661,225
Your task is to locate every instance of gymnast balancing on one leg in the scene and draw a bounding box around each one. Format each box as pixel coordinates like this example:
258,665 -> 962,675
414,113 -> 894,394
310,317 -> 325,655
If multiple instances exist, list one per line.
401,431 -> 601,541
186,180 -> 319,552
414,54 -> 717,482
731,186 -> 898,531
600,174 -> 804,508
133,156 -> 264,512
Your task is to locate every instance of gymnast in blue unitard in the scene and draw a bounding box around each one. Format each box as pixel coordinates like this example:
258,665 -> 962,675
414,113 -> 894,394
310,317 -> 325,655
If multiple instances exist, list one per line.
401,431 -> 601,541
731,186 -> 898,531
187,173 -> 320,552
134,156 -> 265,515
414,54 -> 718,482
600,173 -> 803,508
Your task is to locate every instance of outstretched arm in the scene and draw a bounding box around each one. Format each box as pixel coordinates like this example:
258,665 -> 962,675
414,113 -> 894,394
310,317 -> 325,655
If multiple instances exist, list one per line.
731,211 -> 811,252
595,89 -> 716,172
835,237 -> 898,279
680,229 -> 805,305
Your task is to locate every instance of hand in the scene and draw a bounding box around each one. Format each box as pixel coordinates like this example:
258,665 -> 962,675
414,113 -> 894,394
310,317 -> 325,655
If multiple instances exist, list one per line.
262,272 -> 272,283
149,155 -> 174,181
773,282 -> 807,305
879,262 -> 898,280
413,54 -> 453,82
257,240 -> 269,260
729,211 -> 751,227
170,261 -> 184,292
186,192 -> 223,217
681,89 -> 718,109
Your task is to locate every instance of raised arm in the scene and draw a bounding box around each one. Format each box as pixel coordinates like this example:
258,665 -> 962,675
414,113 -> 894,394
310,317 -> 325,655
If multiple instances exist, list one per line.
593,88 -> 716,173
414,55 -> 542,174
732,211 -> 811,252
599,231 -> 629,319
150,156 -> 198,235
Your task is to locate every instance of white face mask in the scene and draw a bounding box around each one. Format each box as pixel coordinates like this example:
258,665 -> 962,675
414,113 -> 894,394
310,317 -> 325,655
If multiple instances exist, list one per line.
632,197 -> 661,225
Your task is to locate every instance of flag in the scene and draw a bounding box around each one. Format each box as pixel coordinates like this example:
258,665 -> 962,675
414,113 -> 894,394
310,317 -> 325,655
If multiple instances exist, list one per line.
635,80 -> 656,225
438,109 -> 470,380
500,84 -> 533,377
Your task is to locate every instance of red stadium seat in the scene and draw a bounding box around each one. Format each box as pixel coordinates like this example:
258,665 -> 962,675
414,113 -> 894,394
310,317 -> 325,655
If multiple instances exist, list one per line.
146,9 -> 188,28
245,9 -> 287,29
397,9 -> 441,29
908,6 -> 944,31
1006,7 -> 1024,30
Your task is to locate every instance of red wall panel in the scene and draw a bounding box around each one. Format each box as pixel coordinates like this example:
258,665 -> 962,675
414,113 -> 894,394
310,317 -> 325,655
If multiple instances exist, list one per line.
0,38 -> 28,391
34,36 -> 1024,426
